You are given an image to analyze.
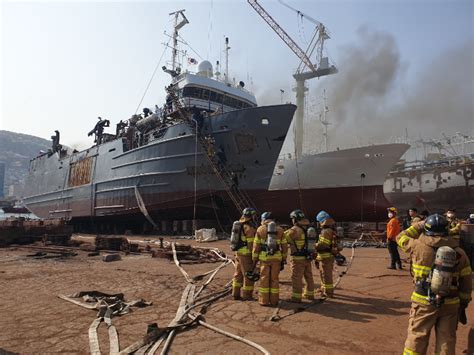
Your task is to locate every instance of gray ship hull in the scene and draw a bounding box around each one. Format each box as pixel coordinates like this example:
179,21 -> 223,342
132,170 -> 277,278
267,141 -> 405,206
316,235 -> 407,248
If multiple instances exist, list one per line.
23,104 -> 296,228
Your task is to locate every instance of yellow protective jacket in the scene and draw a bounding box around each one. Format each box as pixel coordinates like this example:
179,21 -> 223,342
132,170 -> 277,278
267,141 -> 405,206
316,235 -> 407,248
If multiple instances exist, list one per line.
284,219 -> 311,261
235,217 -> 257,256
448,218 -> 462,237
411,216 -> 421,225
253,220 -> 287,263
397,223 -> 472,306
316,226 -> 337,261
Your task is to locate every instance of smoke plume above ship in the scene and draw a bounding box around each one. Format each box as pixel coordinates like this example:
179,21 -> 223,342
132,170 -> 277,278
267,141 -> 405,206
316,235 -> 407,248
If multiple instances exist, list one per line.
298,27 -> 473,152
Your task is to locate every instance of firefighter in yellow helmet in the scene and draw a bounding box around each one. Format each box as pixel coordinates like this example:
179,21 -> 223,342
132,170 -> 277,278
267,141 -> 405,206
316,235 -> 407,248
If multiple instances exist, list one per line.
397,213 -> 472,354
284,209 -> 316,302
230,207 -> 258,300
252,212 -> 288,306
315,211 -> 338,297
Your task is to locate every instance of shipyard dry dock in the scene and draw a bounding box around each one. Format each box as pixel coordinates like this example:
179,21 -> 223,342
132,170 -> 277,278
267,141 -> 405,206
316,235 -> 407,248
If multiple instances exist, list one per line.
0,236 -> 473,354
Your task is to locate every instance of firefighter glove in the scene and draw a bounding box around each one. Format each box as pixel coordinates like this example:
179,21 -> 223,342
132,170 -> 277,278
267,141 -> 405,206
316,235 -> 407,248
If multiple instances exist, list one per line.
459,305 -> 468,325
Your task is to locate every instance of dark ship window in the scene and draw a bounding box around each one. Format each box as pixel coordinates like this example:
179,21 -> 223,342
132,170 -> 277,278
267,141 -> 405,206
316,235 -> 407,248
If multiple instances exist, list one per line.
108,148 -> 116,152
425,180 -> 430,183
181,86 -> 253,109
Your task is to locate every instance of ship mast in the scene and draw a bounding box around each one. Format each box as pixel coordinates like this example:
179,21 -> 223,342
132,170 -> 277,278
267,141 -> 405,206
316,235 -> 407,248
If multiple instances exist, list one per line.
224,37 -> 230,84
169,9 -> 189,72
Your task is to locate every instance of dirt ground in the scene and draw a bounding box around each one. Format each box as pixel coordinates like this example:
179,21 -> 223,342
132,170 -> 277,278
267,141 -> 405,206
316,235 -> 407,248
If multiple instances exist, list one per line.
0,236 -> 473,354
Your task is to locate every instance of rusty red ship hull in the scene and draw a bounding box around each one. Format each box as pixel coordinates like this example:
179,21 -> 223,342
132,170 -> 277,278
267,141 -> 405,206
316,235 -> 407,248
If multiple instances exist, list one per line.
27,184 -> 389,232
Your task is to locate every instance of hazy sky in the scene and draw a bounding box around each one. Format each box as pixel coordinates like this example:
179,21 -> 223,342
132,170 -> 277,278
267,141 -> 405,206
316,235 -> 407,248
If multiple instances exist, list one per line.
1,0 -> 473,150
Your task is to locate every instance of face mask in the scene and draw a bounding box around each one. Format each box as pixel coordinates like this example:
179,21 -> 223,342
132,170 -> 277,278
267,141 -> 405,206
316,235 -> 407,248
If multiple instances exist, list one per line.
388,213 -> 394,218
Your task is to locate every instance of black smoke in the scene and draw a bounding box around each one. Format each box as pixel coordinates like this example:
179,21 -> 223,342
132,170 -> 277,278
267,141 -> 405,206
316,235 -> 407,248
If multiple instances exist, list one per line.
304,27 -> 474,152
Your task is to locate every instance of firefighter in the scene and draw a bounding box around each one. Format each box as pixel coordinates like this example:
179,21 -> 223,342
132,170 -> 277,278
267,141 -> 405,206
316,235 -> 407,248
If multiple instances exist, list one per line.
231,207 -> 258,300
409,208 -> 422,225
397,214 -> 472,354
446,208 -> 462,237
387,207 -> 402,270
284,209 -> 315,302
315,211 -> 338,297
252,212 -> 287,306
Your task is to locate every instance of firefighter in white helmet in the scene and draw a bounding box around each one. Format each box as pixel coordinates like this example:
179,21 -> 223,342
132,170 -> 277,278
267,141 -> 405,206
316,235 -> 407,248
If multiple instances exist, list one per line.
252,212 -> 287,306
230,207 -> 258,300
397,213 -> 472,354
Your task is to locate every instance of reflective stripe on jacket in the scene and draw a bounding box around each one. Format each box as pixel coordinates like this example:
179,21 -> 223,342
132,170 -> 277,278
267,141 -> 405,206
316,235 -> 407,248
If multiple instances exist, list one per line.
397,224 -> 472,306
236,218 -> 256,256
285,220 -> 311,261
316,227 -> 335,261
253,220 -> 287,262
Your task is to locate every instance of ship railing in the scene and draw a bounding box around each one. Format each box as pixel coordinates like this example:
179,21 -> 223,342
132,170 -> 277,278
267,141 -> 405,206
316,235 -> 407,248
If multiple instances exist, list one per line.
393,155 -> 472,172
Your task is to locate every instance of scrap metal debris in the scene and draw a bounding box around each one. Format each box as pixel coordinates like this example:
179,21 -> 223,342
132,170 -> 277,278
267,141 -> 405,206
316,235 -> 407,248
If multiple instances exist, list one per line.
95,236 -> 130,251
0,218 -> 73,247
26,250 -> 77,259
150,242 -> 226,264
102,254 -> 122,262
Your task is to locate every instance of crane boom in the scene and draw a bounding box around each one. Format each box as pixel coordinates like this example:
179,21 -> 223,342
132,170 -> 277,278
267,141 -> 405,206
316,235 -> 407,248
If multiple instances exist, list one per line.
247,0 -> 316,72
278,0 -> 321,26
